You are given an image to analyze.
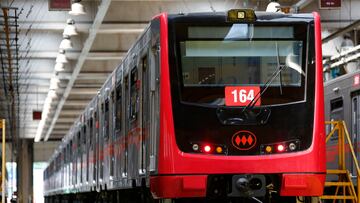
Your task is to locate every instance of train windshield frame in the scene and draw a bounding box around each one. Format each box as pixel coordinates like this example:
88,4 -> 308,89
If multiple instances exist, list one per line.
173,22 -> 309,107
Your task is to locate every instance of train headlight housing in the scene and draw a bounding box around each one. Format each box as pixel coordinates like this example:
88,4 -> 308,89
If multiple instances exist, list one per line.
260,140 -> 300,154
190,143 -> 227,155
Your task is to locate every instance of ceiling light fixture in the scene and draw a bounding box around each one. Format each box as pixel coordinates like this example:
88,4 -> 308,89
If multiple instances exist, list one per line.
48,89 -> 57,98
59,35 -> 73,50
50,78 -> 60,90
69,0 -> 86,16
63,19 -> 78,36
56,49 -> 68,63
54,62 -> 65,72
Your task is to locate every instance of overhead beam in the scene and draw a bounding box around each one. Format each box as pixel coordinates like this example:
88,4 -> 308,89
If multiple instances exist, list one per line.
56,118 -> 77,123
43,0 -> 112,141
59,111 -> 83,116
322,20 -> 360,43
18,22 -> 146,34
20,50 -> 126,60
14,72 -> 110,80
97,23 -> 146,34
292,0 -> 315,11
1,100 -> 87,109
0,86 -> 99,94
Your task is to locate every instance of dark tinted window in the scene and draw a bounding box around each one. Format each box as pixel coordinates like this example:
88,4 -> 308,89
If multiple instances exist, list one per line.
130,68 -> 139,121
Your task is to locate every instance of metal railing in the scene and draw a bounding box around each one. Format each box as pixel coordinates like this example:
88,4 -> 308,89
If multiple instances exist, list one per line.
325,121 -> 360,203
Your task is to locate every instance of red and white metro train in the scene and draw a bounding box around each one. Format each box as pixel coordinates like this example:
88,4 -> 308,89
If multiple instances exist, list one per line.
44,9 -> 325,203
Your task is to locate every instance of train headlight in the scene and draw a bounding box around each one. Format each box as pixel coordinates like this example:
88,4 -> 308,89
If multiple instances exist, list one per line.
204,145 -> 212,153
276,144 -> 285,152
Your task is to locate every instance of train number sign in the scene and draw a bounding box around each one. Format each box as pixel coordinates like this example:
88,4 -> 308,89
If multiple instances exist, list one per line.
225,86 -> 261,106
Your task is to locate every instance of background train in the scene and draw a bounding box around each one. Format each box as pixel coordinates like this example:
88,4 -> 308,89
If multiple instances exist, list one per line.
324,70 -> 360,178
43,9 -> 325,203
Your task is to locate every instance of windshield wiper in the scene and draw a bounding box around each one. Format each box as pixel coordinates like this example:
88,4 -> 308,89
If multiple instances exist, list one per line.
216,66 -> 285,126
241,57 -> 287,114
276,42 -> 283,95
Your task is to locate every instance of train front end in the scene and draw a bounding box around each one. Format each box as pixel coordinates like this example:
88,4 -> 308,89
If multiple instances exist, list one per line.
151,10 -> 325,200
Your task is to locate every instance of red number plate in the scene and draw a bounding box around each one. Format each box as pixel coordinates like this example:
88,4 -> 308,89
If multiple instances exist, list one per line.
225,86 -> 261,106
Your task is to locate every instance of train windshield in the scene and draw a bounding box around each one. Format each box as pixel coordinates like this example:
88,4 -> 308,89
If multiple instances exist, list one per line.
175,23 -> 308,106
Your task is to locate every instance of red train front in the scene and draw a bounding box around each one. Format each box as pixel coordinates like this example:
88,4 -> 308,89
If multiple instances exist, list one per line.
151,10 -> 326,201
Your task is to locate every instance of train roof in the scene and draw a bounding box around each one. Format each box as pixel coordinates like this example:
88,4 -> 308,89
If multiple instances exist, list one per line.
167,11 -> 314,23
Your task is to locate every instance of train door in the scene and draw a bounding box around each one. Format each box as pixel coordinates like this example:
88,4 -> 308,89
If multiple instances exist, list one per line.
352,94 -> 360,175
88,113 -> 94,187
123,76 -> 129,179
61,148 -> 65,189
149,36 -> 160,173
115,82 -> 122,182
100,101 -> 105,185
104,97 -> 110,185
327,98 -> 344,177
70,139 -> 74,188
94,109 -> 99,189
77,129 -> 82,187
86,117 -> 90,186
129,66 -> 140,180
110,90 -> 116,181
82,121 -> 87,187
140,55 -> 149,177
65,143 -> 68,188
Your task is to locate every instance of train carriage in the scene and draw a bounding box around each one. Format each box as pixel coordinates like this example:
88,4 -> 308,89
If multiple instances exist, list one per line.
324,70 -> 360,177
44,9 -> 325,203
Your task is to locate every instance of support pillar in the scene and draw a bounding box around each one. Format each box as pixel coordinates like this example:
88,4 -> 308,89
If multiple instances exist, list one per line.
17,139 -> 33,203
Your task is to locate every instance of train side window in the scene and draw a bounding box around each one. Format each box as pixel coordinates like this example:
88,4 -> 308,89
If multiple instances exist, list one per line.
82,124 -> 86,148
94,110 -> 98,145
329,98 -> 343,136
104,99 -> 110,140
69,140 -> 72,158
111,91 -> 116,139
130,68 -> 139,122
330,98 -> 343,111
77,132 -> 80,154
116,84 -> 122,133
89,117 -> 93,149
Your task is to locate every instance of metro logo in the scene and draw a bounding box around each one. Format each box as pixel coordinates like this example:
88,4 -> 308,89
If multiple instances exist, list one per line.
225,86 -> 261,106
231,130 -> 257,151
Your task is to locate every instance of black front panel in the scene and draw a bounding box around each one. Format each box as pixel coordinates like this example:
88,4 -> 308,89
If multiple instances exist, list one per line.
168,13 -> 316,156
